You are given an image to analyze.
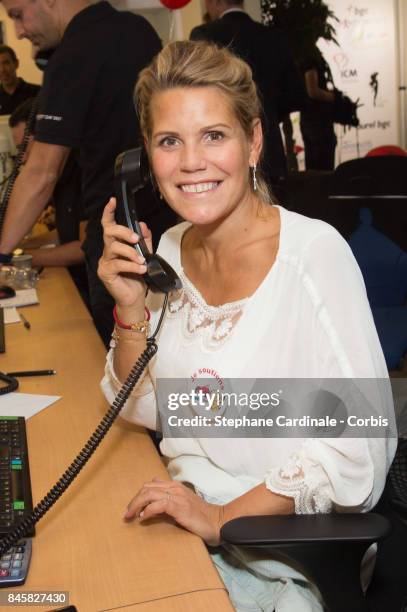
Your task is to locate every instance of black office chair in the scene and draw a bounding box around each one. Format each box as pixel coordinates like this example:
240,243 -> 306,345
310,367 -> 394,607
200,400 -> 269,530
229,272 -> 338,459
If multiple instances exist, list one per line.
327,157 -> 407,252
368,438 -> 407,612
332,157 -> 407,197
220,439 -> 407,612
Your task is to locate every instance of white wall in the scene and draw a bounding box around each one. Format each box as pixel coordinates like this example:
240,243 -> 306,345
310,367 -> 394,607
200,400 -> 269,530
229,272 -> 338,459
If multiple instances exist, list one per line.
181,0 -> 203,38
321,0 -> 400,160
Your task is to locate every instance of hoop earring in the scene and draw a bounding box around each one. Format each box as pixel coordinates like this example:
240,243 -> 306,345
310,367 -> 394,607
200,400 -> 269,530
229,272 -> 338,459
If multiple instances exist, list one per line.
251,164 -> 258,191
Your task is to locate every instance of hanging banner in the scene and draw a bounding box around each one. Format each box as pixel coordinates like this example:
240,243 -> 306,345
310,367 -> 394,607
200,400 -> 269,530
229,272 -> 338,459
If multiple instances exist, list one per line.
318,0 -> 399,162
277,0 -> 400,168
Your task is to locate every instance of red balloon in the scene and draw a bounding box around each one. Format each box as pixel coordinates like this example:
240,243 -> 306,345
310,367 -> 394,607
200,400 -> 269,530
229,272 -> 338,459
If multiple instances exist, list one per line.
159,0 -> 191,8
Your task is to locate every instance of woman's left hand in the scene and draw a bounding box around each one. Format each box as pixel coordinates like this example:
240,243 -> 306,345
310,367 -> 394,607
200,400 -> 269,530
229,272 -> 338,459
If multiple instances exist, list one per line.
124,478 -> 223,546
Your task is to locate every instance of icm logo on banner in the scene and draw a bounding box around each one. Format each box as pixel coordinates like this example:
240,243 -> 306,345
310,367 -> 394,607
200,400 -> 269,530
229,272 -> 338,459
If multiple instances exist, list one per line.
332,52 -> 359,82
318,0 -> 399,162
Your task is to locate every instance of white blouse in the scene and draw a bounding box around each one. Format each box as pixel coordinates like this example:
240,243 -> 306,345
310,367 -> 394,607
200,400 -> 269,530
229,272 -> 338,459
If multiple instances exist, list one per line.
101,206 -> 396,513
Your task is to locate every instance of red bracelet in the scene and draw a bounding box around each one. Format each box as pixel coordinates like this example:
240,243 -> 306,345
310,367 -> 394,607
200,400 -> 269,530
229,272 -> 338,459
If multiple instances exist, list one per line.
113,304 -> 150,330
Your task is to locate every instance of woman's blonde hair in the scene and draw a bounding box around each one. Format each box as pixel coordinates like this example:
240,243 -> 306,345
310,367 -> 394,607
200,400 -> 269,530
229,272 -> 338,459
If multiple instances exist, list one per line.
135,40 -> 272,204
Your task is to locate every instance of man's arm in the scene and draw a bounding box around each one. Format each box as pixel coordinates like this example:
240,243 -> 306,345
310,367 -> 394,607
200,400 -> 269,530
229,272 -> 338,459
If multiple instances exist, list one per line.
26,241 -> 84,267
0,141 -> 70,253
26,221 -> 87,267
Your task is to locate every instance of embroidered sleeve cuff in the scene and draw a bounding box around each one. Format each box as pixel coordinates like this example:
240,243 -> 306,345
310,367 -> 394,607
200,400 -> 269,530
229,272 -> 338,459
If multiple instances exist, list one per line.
265,438 -> 377,514
264,452 -> 333,514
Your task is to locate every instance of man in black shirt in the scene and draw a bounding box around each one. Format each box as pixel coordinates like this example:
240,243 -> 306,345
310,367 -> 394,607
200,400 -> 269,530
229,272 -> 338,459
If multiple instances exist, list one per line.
8,98 -> 89,308
0,44 -> 40,115
0,0 -> 175,347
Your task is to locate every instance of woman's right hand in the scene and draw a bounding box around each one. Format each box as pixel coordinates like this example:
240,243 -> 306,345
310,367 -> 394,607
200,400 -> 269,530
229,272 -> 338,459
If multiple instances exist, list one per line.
98,198 -> 152,308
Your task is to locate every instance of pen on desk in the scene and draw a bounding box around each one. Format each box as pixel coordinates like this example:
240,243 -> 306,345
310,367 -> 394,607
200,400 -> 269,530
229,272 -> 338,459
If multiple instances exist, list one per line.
6,369 -> 56,377
19,313 -> 31,330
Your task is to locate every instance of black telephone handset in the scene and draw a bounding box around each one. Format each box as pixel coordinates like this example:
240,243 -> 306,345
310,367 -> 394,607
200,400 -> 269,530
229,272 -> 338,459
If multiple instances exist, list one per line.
114,148 -> 181,294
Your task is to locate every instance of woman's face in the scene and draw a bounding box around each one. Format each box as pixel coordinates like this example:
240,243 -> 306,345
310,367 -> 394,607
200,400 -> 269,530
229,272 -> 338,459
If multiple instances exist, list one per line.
148,86 -> 261,227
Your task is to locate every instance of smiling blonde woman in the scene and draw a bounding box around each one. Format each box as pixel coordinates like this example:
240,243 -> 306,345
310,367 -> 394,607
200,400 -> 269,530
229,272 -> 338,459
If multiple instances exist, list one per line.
99,41 -> 396,611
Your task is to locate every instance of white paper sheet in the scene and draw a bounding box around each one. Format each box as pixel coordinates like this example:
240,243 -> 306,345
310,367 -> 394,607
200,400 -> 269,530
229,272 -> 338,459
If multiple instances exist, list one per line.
4,307 -> 20,324
0,289 -> 39,309
0,393 -> 61,419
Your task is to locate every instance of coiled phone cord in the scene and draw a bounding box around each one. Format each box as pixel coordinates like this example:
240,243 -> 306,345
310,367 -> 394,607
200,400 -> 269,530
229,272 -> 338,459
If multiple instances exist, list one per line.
0,372 -> 18,395
0,294 -> 169,555
0,95 -> 40,235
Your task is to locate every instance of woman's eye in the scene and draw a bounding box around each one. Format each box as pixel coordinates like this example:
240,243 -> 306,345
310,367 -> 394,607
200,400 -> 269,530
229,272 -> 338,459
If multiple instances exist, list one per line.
159,136 -> 179,148
205,131 -> 224,142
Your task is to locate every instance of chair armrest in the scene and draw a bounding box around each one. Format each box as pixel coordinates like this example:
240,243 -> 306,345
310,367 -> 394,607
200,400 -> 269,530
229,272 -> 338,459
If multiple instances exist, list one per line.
220,513 -> 391,547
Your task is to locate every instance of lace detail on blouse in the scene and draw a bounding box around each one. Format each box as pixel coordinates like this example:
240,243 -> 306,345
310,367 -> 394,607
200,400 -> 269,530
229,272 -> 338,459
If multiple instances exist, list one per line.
265,453 -> 333,514
167,270 -> 248,348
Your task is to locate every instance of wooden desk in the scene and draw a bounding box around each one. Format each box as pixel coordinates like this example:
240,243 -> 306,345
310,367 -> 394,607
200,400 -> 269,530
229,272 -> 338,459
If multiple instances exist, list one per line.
0,268 -> 232,611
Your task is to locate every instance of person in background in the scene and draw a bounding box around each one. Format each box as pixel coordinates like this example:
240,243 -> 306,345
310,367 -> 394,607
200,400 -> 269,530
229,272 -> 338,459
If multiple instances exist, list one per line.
265,0 -> 338,171
299,37 -> 337,171
8,98 -> 90,306
190,0 -> 305,189
99,41 -> 396,611
0,0 -> 176,348
0,44 -> 40,115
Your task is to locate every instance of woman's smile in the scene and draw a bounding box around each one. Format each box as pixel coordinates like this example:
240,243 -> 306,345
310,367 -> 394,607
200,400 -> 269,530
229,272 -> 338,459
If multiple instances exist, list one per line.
179,181 -> 221,194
